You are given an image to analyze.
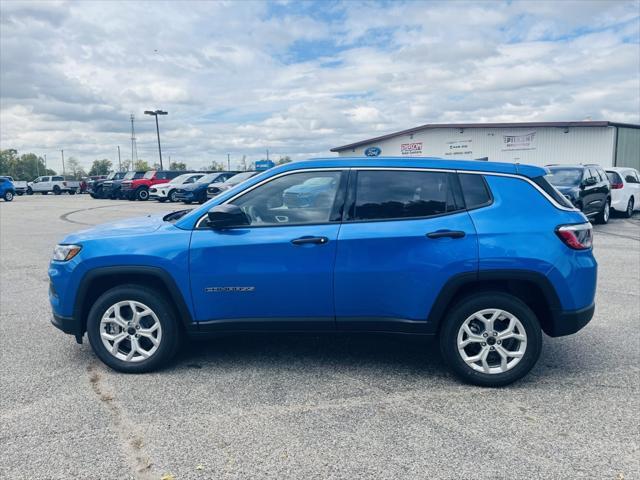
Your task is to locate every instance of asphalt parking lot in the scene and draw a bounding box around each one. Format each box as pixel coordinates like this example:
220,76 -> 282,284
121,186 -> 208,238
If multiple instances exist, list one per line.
1,195 -> 638,480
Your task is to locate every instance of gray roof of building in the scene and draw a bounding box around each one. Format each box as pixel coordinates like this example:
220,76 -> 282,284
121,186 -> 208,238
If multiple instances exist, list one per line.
331,121 -> 640,152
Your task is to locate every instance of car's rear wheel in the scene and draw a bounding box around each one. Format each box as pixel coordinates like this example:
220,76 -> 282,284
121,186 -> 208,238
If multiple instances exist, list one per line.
439,292 -> 542,387
595,200 -> 610,224
4,191 -> 14,201
624,197 -> 634,218
53,185 -> 61,195
87,285 -> 182,373
26,187 -> 33,195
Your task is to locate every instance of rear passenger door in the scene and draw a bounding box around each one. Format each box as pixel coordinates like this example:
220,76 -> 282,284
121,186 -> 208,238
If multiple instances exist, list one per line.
334,169 -> 479,333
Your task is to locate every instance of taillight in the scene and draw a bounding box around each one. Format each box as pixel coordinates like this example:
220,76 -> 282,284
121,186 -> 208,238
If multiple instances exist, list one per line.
611,183 -> 623,189
556,223 -> 593,250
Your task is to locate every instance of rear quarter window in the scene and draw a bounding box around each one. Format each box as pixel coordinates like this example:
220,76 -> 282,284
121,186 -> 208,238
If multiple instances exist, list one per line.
532,175 -> 574,209
606,171 -> 622,184
458,174 -> 492,209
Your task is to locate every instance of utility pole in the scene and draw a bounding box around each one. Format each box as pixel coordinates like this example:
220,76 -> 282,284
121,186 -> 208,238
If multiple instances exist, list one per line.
36,155 -> 40,176
117,146 -> 122,172
266,149 -> 269,161
61,149 -> 65,176
44,154 -> 47,172
130,114 -> 138,167
227,153 -> 230,171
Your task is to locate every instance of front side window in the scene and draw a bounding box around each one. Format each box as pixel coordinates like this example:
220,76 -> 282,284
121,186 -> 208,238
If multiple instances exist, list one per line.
351,170 -> 462,221
231,171 -> 342,226
143,171 -> 156,179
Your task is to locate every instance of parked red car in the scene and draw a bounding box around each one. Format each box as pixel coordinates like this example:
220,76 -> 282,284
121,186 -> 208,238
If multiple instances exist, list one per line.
120,170 -> 185,201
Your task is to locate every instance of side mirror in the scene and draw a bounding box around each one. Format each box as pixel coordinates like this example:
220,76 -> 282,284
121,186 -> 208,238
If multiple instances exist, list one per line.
207,204 -> 250,229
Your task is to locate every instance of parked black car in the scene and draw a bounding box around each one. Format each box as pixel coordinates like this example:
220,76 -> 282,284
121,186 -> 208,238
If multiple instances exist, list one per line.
206,171 -> 259,199
174,171 -> 238,204
102,170 -> 145,199
546,164 -> 611,224
88,172 -> 124,198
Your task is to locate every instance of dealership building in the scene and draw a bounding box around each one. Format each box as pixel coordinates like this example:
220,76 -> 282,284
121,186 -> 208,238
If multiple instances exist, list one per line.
331,121 -> 640,170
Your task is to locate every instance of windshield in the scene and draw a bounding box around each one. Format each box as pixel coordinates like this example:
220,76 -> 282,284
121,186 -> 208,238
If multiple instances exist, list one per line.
197,173 -> 218,184
123,171 -> 136,180
171,174 -> 197,185
225,171 -> 256,186
143,171 -> 156,179
106,172 -> 117,180
547,168 -> 582,186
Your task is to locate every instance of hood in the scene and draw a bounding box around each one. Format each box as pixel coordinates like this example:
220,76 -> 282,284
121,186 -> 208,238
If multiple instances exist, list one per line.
63,214 -> 168,242
180,182 -> 204,191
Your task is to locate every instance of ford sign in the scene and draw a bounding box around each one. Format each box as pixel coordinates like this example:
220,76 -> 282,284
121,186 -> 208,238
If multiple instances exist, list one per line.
364,146 -> 381,157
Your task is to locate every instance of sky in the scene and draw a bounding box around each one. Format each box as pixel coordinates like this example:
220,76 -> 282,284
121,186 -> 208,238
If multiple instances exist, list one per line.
1,0 -> 639,172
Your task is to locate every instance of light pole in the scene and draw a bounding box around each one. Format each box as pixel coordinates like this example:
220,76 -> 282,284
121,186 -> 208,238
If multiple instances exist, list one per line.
117,146 -> 122,171
144,110 -> 168,170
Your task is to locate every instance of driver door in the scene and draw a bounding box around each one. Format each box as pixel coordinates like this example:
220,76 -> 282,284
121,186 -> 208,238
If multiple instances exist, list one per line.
189,169 -> 347,329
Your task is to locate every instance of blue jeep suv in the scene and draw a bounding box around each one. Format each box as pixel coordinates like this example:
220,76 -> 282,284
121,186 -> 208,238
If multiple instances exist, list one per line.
49,157 -> 596,386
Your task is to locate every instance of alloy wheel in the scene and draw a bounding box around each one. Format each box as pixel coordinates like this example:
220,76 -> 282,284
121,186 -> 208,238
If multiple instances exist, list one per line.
604,202 -> 610,222
99,300 -> 162,362
457,308 -> 527,374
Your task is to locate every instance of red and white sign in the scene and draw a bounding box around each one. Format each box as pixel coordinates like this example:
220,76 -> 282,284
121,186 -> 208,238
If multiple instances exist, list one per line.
401,142 -> 423,155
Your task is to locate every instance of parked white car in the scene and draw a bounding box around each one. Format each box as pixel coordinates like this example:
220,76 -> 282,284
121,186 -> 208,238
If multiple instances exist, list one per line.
606,167 -> 640,218
149,173 -> 205,202
27,175 -> 80,195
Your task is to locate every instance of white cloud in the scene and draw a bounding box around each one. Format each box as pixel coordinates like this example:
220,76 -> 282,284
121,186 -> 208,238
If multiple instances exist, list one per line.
0,0 -> 638,171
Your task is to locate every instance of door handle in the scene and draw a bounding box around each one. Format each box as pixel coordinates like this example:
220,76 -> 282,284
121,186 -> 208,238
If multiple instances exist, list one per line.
426,230 -> 466,239
291,236 -> 329,245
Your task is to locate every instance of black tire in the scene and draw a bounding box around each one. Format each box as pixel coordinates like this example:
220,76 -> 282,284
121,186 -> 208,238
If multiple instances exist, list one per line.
27,187 -> 33,195
86,285 -> 182,373
16,191 -> 23,196
4,191 -> 14,202
53,186 -> 61,195
69,189 -> 76,195
623,197 -> 634,218
157,198 -> 167,203
184,200 -> 192,205
439,292 -> 542,387
595,199 -> 610,224
169,190 -> 178,202
136,188 -> 149,201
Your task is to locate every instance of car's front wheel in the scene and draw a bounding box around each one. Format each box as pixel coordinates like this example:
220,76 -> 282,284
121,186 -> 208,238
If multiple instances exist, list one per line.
136,188 -> 149,201
87,285 -> 182,373
26,187 -> 33,195
4,191 -> 14,201
169,190 -> 178,202
439,292 -> 542,387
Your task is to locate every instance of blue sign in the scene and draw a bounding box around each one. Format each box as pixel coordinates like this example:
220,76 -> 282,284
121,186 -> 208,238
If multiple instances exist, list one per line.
255,160 -> 275,171
364,146 -> 381,157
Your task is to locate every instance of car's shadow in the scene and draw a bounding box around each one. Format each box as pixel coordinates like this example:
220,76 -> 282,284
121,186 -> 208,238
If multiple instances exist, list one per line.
176,332 -> 447,376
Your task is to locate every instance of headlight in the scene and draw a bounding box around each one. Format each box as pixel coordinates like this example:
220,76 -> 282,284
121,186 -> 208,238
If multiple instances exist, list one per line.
53,244 -> 82,261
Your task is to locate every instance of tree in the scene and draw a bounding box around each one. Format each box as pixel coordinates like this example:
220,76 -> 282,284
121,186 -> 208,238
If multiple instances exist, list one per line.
169,161 -> 187,171
201,161 -> 223,171
65,157 -> 87,179
0,149 -> 55,180
277,156 -> 292,165
134,160 -> 150,171
88,159 -> 112,176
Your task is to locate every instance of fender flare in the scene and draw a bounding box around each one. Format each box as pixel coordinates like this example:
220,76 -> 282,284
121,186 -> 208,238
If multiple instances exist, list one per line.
73,265 -> 194,331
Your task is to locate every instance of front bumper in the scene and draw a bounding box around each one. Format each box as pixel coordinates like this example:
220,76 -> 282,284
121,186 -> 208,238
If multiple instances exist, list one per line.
547,302 -> 595,337
52,313 -> 83,343
175,191 -> 197,202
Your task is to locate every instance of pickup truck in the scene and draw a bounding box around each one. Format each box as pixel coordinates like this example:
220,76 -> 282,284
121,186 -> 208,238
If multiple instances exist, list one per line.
0,176 -> 27,195
27,176 -> 80,195
120,170 -> 184,201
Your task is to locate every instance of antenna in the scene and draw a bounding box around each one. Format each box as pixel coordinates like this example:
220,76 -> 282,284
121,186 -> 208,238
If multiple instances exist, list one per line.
130,114 -> 138,166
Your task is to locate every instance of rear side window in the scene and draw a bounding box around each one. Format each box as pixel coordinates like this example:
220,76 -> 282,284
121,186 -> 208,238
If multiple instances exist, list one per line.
53,176 -> 63,181
351,170 -> 462,221
532,175 -> 574,209
458,174 -> 492,209
625,171 -> 639,183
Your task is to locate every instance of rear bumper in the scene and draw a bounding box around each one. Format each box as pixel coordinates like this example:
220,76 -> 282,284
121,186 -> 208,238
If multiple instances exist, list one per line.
547,302 -> 595,337
52,313 -> 83,343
